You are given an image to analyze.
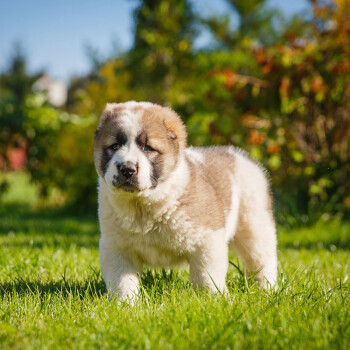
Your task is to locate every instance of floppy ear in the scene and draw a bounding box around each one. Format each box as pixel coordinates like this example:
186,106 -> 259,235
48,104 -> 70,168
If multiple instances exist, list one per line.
94,126 -> 102,138
162,108 -> 187,149
98,103 -> 117,126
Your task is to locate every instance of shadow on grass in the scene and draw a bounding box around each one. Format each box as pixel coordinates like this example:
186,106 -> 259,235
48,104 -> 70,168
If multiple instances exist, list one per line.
1,236 -> 99,249
0,265 -> 105,299
0,269 -> 190,300
0,279 -> 106,299
0,202 -> 97,231
139,269 -> 191,298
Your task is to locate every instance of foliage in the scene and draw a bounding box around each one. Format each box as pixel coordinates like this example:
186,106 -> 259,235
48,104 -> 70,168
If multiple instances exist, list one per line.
0,70 -> 97,207
127,0 -> 196,103
245,0 -> 350,218
24,94 -> 97,206
1,0 -> 349,220
180,0 -> 350,220
0,47 -> 40,170
0,46 -> 97,207
202,0 -> 284,47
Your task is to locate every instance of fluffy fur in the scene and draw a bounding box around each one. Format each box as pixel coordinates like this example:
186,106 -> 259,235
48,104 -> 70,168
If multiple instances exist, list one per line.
94,101 -> 278,300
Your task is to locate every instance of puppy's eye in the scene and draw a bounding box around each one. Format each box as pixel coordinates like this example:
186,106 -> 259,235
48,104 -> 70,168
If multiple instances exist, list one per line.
144,144 -> 156,152
109,143 -> 120,151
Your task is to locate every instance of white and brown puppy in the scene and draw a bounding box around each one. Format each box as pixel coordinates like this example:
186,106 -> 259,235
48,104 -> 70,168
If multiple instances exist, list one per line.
94,101 -> 278,300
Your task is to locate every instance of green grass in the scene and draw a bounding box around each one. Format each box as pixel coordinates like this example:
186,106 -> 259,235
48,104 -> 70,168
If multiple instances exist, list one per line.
0,173 -> 349,349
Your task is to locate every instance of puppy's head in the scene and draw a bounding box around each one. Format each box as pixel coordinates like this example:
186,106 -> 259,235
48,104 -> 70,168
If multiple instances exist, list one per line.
94,101 -> 187,193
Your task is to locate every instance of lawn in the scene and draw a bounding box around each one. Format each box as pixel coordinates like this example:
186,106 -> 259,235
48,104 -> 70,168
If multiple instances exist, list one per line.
0,173 -> 349,349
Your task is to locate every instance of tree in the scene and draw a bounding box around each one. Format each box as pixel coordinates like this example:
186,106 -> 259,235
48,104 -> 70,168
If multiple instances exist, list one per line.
0,45 -> 41,170
126,0 -> 197,104
202,0 -> 284,48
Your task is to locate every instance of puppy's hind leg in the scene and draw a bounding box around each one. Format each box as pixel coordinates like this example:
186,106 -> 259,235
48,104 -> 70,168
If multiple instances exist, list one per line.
231,212 -> 278,288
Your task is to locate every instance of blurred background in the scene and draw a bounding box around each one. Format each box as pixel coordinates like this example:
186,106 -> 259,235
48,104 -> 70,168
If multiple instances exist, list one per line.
0,0 -> 349,227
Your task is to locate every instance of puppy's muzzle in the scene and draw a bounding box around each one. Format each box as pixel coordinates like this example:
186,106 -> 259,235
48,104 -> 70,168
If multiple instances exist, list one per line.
116,162 -> 138,179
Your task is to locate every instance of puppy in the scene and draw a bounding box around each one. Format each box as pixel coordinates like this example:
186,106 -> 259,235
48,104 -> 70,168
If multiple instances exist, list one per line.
94,101 -> 277,300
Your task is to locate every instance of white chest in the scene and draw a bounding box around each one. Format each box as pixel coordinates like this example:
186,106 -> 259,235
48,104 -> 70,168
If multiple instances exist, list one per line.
99,198 -> 203,267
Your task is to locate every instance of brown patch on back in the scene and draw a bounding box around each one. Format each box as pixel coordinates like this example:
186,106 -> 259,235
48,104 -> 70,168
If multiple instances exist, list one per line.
179,148 -> 236,231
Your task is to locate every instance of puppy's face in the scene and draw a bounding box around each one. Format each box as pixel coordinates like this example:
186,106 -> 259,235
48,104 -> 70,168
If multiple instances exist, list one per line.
94,102 -> 187,193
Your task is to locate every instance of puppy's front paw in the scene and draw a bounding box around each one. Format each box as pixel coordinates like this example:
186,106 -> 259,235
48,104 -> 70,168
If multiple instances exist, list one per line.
108,287 -> 140,304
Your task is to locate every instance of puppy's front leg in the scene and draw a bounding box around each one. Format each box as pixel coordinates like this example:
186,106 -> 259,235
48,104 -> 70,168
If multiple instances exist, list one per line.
189,236 -> 228,293
100,238 -> 141,300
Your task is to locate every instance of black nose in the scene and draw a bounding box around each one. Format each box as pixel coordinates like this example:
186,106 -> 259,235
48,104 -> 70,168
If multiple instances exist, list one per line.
117,163 -> 137,179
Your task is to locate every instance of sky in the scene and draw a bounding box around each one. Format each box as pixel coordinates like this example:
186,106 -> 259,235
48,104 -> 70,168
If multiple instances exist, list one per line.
0,0 -> 310,82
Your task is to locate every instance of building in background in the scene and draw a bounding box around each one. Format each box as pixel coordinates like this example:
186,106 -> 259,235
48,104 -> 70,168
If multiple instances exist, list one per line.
33,74 -> 67,107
